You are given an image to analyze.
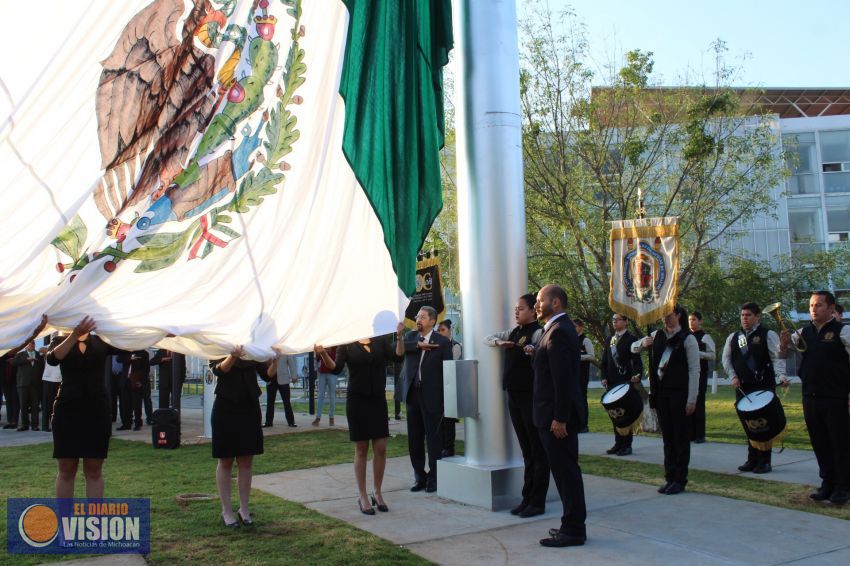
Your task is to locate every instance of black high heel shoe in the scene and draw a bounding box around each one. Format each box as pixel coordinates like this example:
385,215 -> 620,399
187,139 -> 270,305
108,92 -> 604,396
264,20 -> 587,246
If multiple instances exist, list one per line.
238,511 -> 254,526
358,498 -> 376,515
370,493 -> 389,512
221,513 -> 240,529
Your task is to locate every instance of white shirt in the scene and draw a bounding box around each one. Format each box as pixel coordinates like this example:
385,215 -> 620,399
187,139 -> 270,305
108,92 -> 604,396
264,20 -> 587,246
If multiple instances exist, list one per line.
42,362 -> 62,383
722,324 -> 786,381
580,337 -> 595,362
695,332 -> 716,361
543,312 -> 566,331
789,323 -> 850,356
632,326 -> 701,405
275,354 -> 298,385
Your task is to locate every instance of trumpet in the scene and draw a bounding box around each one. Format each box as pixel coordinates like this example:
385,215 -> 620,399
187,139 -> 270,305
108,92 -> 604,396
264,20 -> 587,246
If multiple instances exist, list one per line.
763,302 -> 807,352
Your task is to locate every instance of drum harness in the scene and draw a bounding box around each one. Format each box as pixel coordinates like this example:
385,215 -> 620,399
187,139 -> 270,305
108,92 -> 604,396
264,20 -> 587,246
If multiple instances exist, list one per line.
734,330 -> 791,453
610,334 -> 639,381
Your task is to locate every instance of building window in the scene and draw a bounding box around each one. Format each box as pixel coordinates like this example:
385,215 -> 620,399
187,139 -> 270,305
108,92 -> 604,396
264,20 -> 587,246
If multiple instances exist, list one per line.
819,130 -> 850,194
789,208 -> 824,253
827,198 -> 850,245
784,133 -> 818,195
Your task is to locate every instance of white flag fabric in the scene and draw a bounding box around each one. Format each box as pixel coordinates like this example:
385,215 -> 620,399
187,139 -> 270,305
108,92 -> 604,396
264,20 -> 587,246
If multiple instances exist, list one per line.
0,0 -> 451,358
609,217 -> 679,326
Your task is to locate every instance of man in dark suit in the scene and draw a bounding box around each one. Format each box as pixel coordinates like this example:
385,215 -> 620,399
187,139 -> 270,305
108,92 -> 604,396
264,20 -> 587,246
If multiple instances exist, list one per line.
532,285 -> 587,548
13,341 -> 45,431
399,306 -> 453,492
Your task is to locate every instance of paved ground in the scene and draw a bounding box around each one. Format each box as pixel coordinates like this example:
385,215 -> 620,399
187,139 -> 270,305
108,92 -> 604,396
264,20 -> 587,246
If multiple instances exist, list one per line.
254,456 -> 850,565
6,392 -> 846,565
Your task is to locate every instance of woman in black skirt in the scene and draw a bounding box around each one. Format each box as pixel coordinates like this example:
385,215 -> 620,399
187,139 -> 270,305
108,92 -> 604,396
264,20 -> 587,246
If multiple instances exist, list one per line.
46,316 -> 119,498
210,346 -> 266,527
315,323 -> 404,514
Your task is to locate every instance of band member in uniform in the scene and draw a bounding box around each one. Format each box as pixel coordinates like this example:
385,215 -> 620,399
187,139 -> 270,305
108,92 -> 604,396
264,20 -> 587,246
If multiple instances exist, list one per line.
485,293 -> 548,518
722,303 -> 787,474
780,291 -> 850,504
688,312 -> 716,444
600,314 -> 642,456
574,320 -> 594,433
633,305 -> 699,495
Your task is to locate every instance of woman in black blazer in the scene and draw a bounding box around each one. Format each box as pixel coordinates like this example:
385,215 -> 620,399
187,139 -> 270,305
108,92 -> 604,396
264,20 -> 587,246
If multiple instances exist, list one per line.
210,346 -> 267,528
315,324 -> 404,515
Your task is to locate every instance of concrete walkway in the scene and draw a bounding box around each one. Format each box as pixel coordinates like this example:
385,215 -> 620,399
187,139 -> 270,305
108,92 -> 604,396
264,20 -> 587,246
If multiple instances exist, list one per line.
7,401 -> 848,565
254,455 -> 850,565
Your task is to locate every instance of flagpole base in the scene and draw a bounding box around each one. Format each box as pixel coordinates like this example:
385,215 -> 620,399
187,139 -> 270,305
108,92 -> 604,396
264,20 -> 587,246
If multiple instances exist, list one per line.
436,458 -> 559,512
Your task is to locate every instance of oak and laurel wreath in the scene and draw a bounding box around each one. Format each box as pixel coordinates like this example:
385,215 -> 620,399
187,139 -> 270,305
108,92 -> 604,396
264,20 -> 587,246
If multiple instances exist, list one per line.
131,1 -> 305,272
51,0 -> 305,275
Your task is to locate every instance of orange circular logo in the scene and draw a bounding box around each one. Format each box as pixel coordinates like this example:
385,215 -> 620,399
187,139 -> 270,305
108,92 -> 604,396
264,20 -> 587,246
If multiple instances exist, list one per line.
19,504 -> 59,547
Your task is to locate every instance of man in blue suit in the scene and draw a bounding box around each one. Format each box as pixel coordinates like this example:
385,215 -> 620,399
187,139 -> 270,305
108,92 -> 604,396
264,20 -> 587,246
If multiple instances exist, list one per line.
533,285 -> 587,548
399,306 -> 453,492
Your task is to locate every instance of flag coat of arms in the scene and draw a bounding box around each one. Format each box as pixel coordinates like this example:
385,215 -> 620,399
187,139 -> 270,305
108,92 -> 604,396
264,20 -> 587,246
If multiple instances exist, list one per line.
0,0 -> 452,357
609,217 -> 679,326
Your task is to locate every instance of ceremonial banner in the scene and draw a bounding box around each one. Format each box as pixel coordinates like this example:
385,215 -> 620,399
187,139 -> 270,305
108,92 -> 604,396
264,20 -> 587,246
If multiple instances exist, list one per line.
0,0 -> 451,357
403,253 -> 446,326
609,217 -> 679,326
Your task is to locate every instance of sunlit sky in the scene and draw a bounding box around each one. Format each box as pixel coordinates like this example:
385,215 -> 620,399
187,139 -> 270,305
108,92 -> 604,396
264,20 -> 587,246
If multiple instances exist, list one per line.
522,0 -> 850,88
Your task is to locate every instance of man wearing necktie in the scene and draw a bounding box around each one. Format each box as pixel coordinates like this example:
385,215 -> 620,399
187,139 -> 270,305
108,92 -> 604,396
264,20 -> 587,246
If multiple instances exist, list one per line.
399,306 -> 452,492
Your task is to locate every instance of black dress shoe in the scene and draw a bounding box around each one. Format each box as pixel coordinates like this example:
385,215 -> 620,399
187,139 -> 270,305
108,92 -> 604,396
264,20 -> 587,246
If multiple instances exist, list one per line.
288,423 -> 297,428
657,482 -> 671,494
539,532 -> 585,547
31,426 -> 39,431
425,482 -> 437,493
410,482 -> 426,492
737,461 -> 756,472
519,505 -> 545,518
605,445 -> 620,455
829,490 -> 850,504
262,423 -> 273,428
132,424 -> 142,431
2,424 -> 15,429
510,502 -> 528,516
616,447 -> 632,456
810,487 -> 832,502
17,426 -> 28,431
116,425 -> 131,431
665,482 -> 685,495
752,464 -> 772,474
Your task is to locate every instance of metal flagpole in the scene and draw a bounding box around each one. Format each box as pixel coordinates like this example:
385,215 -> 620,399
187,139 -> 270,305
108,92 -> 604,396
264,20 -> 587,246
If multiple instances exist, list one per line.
438,0 -> 528,510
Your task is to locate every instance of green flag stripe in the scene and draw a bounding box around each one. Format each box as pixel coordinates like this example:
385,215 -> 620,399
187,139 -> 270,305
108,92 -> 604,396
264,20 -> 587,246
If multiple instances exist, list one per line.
339,0 -> 453,296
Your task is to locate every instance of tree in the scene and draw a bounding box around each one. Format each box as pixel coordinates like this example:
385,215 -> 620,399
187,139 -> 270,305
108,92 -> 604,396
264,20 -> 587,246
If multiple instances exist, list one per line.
519,2 -> 786,344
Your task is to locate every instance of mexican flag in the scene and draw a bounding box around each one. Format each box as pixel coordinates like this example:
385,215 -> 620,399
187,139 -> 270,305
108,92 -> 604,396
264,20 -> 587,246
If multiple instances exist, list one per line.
0,0 -> 451,357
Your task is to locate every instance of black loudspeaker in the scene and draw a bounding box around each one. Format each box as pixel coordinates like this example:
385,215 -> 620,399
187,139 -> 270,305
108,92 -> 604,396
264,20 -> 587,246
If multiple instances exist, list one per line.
151,408 -> 180,449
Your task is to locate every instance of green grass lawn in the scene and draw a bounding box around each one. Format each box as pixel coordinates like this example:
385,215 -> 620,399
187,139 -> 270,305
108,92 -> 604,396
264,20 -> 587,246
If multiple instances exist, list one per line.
3,383 -> 830,564
0,431 -> 425,566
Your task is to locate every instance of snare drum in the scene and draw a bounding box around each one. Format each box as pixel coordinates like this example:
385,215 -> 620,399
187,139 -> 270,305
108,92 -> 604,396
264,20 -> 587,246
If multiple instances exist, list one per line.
735,390 -> 787,451
601,383 -> 643,435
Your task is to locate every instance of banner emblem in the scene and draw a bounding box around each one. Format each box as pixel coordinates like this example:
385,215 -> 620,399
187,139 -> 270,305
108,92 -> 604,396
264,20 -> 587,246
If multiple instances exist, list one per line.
610,217 -> 679,326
